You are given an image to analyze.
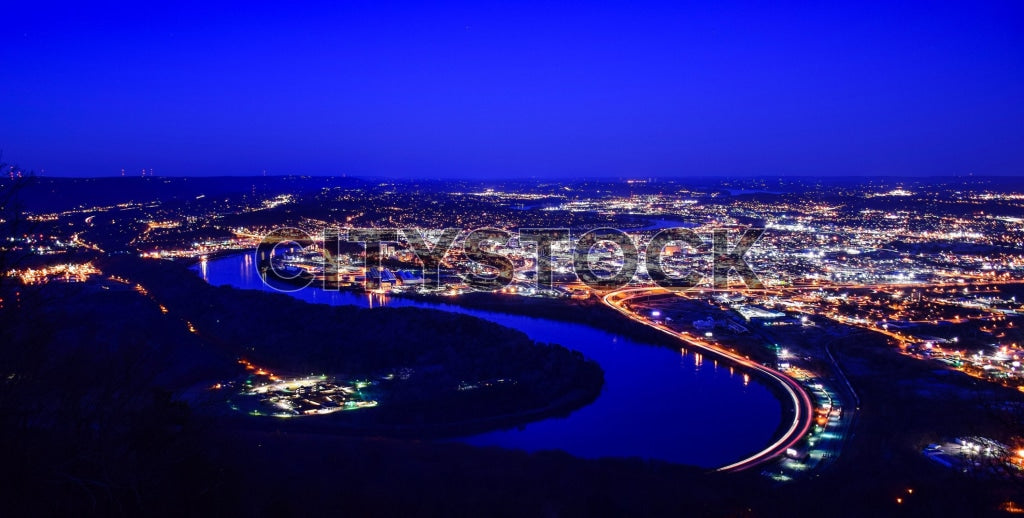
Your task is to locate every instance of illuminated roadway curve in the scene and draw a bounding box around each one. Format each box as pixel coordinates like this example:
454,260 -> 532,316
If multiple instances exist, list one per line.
602,287 -> 814,473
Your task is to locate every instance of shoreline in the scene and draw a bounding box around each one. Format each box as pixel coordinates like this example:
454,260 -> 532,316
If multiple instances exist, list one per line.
191,250 -> 800,470
602,288 -> 813,472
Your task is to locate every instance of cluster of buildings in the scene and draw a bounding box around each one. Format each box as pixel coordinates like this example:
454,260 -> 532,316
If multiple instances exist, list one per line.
7,262 -> 99,285
225,360 -> 379,418
924,437 -> 1024,479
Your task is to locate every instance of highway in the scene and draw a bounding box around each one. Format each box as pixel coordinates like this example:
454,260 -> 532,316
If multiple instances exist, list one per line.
602,287 -> 815,473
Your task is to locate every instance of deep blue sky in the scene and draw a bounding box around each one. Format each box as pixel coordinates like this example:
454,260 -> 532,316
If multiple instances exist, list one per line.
2,1 -> 1022,178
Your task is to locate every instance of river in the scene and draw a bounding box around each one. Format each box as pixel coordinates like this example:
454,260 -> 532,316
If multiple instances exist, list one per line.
195,252 -> 782,468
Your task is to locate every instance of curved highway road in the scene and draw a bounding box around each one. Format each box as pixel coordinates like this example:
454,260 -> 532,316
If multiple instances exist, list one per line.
602,287 -> 814,473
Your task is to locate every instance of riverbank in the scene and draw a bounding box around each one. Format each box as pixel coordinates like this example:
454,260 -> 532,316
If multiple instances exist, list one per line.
103,255 -> 607,442
197,252 -> 787,467
405,289 -> 800,452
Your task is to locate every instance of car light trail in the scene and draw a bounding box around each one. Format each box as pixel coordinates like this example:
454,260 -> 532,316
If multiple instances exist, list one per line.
603,287 -> 814,473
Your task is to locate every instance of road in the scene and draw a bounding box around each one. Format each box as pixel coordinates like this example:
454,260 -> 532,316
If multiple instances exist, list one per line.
602,287 -> 814,473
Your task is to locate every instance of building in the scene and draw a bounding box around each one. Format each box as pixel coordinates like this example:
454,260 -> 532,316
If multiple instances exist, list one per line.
367,268 -> 397,289
396,270 -> 424,286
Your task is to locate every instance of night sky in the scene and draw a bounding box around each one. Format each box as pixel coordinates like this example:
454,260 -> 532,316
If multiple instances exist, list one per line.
2,1 -> 1022,178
